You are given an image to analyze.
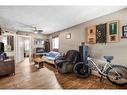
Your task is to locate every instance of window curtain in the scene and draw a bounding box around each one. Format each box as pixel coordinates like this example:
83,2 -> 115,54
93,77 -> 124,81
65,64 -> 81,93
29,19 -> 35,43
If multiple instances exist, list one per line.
51,32 -> 60,51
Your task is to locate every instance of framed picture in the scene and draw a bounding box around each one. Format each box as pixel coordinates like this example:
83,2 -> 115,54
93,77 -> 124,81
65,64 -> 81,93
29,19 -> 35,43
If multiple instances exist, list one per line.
96,23 -> 107,43
34,39 -> 44,45
109,21 -> 117,35
66,33 -> 71,39
122,25 -> 127,37
107,20 -> 119,43
87,25 -> 96,44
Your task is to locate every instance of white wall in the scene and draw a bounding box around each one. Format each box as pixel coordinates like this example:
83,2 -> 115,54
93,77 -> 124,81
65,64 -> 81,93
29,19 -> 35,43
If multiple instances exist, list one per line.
50,8 -> 127,67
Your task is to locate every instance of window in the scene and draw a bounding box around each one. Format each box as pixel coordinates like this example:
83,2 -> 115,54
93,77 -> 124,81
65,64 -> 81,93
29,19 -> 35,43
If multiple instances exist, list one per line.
52,37 -> 59,49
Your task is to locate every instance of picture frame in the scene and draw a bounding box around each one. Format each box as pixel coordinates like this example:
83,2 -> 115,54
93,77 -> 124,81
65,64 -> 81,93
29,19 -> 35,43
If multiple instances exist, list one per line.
66,33 -> 71,39
34,38 -> 44,45
109,21 -> 117,35
122,25 -> 127,38
107,20 -> 119,43
87,25 -> 96,44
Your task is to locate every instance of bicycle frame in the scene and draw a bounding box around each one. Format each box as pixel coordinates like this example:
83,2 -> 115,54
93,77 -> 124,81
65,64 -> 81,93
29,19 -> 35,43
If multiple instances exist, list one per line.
87,57 -> 112,76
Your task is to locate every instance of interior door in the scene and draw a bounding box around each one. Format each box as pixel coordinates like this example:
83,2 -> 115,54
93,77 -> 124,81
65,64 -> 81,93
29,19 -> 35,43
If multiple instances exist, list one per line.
17,36 -> 25,63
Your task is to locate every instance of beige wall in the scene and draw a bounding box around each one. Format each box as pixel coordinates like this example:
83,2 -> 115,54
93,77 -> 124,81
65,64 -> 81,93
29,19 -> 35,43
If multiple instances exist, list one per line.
50,8 -> 127,66
59,25 -> 84,52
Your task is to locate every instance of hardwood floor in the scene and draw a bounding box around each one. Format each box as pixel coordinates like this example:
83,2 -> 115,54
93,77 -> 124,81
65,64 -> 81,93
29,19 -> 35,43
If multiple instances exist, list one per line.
0,58 -> 127,89
0,58 -> 61,89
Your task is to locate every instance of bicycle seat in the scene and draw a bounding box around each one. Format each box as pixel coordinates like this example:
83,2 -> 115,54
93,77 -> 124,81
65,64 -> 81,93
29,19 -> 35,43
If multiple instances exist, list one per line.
104,56 -> 113,63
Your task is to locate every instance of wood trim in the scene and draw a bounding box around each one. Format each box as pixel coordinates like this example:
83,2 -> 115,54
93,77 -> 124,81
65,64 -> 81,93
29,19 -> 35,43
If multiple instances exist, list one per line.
107,20 -> 120,43
86,25 -> 96,44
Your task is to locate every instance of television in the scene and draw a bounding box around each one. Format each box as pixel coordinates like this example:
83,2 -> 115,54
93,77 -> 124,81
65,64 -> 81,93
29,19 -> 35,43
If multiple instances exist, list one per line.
36,47 -> 44,53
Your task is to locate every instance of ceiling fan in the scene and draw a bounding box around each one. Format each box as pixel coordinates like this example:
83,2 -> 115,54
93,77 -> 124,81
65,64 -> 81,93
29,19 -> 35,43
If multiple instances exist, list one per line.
15,22 -> 44,34
33,27 -> 43,34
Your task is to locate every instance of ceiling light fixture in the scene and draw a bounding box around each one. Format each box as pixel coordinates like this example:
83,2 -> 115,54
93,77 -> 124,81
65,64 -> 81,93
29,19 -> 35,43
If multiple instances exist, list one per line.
33,27 -> 43,34
34,31 -> 38,34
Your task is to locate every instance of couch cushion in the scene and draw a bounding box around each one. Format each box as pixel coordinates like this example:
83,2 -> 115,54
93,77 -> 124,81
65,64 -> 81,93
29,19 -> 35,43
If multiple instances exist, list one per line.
47,51 -> 60,58
46,57 -> 55,61
43,56 -> 54,64
42,51 -> 61,64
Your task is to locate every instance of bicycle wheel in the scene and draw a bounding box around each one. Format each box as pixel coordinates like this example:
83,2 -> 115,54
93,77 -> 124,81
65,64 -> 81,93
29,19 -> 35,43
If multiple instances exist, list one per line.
106,65 -> 127,85
73,62 -> 91,78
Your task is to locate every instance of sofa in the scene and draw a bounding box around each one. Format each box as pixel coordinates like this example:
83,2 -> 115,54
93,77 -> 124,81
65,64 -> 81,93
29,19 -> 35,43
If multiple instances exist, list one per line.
42,51 -> 61,64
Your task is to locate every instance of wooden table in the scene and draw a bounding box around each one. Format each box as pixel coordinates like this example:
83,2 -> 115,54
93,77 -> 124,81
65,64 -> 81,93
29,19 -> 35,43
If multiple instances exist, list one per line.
33,57 -> 44,69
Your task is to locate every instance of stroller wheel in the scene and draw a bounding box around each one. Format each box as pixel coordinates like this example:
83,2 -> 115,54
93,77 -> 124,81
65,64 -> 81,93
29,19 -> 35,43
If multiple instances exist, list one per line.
73,62 -> 91,78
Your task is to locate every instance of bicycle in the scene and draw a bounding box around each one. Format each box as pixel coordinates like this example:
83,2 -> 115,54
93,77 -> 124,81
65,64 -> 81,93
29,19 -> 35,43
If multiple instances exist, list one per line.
73,56 -> 127,86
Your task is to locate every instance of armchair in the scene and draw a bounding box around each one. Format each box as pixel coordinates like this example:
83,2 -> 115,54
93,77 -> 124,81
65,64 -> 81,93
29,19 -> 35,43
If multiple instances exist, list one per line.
54,50 -> 80,73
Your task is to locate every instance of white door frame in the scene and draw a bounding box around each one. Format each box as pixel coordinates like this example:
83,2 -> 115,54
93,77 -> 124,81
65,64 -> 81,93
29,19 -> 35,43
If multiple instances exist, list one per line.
15,35 -> 32,64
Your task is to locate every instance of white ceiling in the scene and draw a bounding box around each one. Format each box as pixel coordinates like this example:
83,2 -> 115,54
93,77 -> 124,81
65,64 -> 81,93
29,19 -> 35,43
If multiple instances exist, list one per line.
0,6 -> 126,34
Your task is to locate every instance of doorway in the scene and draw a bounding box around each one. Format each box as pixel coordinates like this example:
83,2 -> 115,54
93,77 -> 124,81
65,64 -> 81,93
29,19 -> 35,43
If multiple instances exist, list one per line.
16,35 -> 31,63
24,38 -> 30,58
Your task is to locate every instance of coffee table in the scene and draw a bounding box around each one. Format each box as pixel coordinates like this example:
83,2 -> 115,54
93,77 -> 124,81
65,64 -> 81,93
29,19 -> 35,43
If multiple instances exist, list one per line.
33,57 -> 44,69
